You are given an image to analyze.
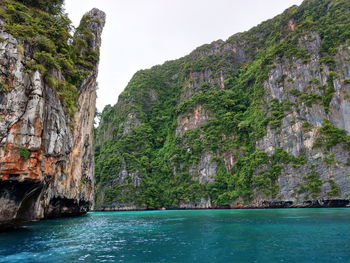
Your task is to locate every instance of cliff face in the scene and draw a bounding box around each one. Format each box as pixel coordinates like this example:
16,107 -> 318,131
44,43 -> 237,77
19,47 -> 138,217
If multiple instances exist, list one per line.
0,1 -> 105,228
95,0 -> 350,210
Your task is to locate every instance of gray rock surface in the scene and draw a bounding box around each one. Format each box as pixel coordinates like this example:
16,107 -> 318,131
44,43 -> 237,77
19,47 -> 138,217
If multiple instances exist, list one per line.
0,9 -> 105,229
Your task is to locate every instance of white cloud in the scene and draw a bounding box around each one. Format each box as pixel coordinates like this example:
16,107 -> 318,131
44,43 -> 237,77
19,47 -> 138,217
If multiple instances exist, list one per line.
64,0 -> 303,112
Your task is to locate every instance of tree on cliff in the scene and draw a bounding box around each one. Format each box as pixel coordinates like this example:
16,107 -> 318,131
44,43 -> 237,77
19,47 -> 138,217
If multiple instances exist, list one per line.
17,0 -> 64,14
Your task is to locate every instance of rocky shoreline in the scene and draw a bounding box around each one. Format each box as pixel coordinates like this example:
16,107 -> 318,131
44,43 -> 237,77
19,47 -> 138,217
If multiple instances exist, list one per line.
94,199 -> 350,212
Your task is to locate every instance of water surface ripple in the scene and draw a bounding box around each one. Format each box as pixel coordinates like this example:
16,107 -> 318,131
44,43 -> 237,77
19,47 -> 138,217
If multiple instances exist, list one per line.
1,208 -> 350,262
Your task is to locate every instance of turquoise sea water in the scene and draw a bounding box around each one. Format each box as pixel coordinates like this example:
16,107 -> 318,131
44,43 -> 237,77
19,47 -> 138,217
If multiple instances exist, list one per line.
0,208 -> 350,262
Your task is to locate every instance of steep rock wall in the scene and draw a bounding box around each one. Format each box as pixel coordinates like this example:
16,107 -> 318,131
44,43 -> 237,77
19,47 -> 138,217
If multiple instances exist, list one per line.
95,0 -> 350,210
0,4 -> 105,228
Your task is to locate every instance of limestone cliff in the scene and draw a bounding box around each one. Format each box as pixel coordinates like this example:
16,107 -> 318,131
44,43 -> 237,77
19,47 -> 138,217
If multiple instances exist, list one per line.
95,0 -> 350,210
0,1 -> 105,228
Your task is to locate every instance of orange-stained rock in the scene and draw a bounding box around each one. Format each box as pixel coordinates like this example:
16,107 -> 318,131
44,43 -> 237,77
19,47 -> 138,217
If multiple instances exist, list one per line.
0,145 -> 45,181
288,19 -> 295,32
231,202 -> 244,209
44,157 -> 56,176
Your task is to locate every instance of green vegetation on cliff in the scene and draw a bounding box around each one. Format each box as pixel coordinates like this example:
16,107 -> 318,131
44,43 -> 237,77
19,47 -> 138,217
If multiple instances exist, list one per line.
315,120 -> 350,150
95,0 -> 350,209
0,0 -> 100,119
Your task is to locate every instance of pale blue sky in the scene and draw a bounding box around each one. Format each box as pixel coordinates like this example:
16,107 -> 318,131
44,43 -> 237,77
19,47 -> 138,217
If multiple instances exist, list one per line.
65,0 -> 303,112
